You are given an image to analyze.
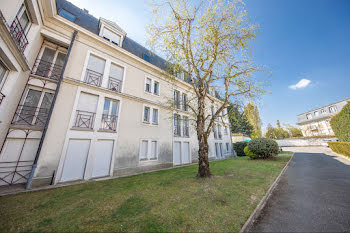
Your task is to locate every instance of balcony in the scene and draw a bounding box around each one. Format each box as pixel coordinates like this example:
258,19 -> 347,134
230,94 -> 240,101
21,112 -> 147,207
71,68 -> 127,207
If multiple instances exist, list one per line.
31,59 -> 63,81
73,110 -> 95,129
0,92 -> 5,105
108,77 -> 122,93
100,114 -> 118,131
10,16 -> 28,52
12,105 -> 49,127
84,69 -> 103,87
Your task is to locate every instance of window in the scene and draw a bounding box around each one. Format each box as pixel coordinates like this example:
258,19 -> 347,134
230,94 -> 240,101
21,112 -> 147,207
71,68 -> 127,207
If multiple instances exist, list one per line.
321,109 -> 326,114
306,113 -> 312,120
0,61 -> 8,89
183,116 -> 189,137
174,114 -> 181,136
13,89 -> 54,127
145,78 -> 151,92
224,126 -> 228,135
152,108 -> 159,125
11,4 -> 31,52
143,107 -> 150,123
329,106 -> 337,113
139,140 -> 158,161
85,55 -> 105,87
101,27 -> 121,46
143,54 -> 151,62
58,9 -> 76,22
74,92 -> 98,129
213,125 -> 218,139
211,106 -> 215,116
150,141 -> 158,160
218,125 -> 222,139
226,143 -> 230,153
101,99 -> 119,131
108,63 -> 124,92
140,140 -> 148,160
174,90 -> 180,109
154,81 -> 159,95
314,111 -> 319,116
182,93 -> 188,111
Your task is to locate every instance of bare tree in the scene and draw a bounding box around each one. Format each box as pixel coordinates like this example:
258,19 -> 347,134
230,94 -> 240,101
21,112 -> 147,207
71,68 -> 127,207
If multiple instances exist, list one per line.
148,0 -> 266,177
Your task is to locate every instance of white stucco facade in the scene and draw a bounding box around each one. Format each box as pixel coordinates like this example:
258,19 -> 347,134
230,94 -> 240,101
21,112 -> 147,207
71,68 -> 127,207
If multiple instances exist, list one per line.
0,0 -> 233,188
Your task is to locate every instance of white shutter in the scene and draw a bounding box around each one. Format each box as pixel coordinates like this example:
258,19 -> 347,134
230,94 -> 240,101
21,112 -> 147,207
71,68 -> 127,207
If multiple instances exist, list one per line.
150,141 -> 157,159
77,92 -> 98,113
140,140 -> 148,160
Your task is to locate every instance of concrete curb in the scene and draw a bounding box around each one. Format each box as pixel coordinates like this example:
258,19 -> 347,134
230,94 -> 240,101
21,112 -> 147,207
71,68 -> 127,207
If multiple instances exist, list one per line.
239,154 -> 294,233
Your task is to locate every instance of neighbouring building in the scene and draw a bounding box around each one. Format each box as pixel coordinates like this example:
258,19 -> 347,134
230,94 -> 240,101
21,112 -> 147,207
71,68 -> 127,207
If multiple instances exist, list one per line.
297,98 -> 350,137
0,0 -> 233,188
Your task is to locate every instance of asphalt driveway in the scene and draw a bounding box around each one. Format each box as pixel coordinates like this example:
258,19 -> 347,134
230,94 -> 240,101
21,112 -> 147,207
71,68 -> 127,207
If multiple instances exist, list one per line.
250,150 -> 350,232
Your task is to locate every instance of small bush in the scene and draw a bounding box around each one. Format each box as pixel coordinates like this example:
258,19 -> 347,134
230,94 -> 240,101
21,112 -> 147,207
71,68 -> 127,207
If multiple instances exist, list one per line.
328,142 -> 350,158
244,146 -> 257,159
233,141 -> 249,156
330,102 -> 350,142
247,138 -> 279,159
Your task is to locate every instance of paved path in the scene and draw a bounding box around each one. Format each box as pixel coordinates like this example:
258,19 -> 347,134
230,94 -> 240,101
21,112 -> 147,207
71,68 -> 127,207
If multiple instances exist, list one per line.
250,149 -> 350,232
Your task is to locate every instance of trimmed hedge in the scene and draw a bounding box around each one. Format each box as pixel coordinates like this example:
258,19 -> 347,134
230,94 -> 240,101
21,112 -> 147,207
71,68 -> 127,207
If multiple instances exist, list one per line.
330,102 -> 350,142
244,146 -> 257,159
247,138 -> 279,159
233,141 -> 249,156
328,142 -> 350,158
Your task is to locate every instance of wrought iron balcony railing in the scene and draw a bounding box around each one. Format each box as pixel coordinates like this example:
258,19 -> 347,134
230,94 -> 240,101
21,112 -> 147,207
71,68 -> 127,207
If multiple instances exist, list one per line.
0,92 -> 5,105
10,16 -> 29,52
12,105 -> 49,127
108,77 -> 122,93
32,59 -> 63,81
84,69 -> 103,87
73,110 -> 95,129
100,114 -> 118,131
174,124 -> 181,136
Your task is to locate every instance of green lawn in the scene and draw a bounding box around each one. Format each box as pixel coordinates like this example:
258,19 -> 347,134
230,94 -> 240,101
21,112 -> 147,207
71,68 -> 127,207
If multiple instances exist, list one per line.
0,154 -> 292,232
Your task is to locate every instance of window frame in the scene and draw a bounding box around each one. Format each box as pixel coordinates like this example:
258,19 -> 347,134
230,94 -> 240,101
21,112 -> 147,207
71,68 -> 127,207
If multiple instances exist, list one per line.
142,104 -> 159,126
139,139 -> 159,161
144,76 -> 160,96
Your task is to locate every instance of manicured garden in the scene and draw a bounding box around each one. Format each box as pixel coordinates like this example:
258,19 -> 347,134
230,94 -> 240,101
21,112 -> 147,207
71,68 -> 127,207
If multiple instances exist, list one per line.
0,154 -> 292,232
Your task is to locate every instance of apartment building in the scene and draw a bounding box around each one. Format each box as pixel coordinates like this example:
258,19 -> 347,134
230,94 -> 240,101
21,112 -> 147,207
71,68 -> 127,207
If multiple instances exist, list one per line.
297,98 -> 350,137
0,0 -> 233,188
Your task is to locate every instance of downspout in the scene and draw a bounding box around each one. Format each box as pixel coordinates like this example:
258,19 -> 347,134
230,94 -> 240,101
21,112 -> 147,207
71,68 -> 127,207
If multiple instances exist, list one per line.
26,30 -> 77,189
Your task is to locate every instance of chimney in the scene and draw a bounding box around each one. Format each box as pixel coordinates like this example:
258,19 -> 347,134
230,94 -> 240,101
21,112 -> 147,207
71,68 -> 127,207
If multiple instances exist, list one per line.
83,8 -> 89,14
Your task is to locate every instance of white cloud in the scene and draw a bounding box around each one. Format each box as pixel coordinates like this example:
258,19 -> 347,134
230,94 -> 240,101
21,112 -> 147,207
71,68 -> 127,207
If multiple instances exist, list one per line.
289,78 -> 311,90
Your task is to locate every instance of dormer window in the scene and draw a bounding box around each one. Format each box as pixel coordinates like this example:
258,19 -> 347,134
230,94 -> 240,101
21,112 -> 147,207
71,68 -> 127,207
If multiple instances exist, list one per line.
143,54 -> 151,62
99,18 -> 126,47
101,27 -> 121,45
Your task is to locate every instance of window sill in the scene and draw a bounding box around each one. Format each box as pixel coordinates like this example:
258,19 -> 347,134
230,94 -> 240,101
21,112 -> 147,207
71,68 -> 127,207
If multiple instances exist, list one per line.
71,127 -> 94,132
98,129 -> 117,133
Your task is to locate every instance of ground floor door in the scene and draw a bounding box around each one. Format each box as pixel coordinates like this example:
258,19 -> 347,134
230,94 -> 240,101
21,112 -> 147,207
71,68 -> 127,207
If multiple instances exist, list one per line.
173,141 -> 181,165
60,139 -> 90,182
92,140 -> 114,178
182,142 -> 190,164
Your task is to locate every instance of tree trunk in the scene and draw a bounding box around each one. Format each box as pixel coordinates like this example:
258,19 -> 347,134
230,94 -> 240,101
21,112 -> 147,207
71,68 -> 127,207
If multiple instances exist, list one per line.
196,97 -> 211,177
197,135 -> 211,177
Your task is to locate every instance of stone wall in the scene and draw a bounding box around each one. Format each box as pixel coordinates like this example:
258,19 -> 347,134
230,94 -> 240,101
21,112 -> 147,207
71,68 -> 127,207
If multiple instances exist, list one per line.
276,137 -> 337,147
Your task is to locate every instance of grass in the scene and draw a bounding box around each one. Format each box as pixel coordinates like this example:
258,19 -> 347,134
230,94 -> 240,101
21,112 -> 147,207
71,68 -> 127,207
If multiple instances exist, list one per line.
0,154 -> 292,232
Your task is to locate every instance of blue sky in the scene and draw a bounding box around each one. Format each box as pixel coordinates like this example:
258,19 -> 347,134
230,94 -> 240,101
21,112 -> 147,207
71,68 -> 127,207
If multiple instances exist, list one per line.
68,0 -> 350,129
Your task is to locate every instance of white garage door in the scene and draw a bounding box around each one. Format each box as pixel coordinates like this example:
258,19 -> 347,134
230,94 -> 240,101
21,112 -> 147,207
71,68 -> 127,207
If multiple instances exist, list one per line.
173,141 -> 181,165
182,142 -> 190,164
92,140 -> 114,178
60,139 -> 90,182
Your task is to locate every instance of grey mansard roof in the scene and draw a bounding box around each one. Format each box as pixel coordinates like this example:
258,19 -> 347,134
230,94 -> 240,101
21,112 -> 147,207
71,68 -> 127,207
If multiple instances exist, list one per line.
56,0 -> 169,71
